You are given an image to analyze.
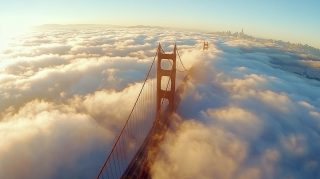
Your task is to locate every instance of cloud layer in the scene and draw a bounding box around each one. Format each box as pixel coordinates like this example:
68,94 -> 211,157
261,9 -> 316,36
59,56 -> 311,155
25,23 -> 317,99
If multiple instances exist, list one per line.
151,38 -> 320,179
0,25 -> 204,179
0,25 -> 320,179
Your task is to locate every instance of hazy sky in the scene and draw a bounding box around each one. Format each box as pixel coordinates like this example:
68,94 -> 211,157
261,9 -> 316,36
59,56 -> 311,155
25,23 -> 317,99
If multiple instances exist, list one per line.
1,0 -> 320,48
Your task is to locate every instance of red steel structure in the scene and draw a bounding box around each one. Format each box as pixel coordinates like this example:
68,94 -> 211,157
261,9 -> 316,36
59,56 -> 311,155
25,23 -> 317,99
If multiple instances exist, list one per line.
203,41 -> 209,50
96,44 -> 177,179
157,43 -> 176,116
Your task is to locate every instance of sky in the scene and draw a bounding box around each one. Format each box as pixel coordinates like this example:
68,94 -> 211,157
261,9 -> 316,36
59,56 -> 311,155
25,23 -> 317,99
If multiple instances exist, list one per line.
0,0 -> 320,48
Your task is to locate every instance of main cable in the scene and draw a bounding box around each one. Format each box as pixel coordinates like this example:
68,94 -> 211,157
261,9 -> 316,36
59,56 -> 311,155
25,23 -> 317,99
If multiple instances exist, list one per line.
177,48 -> 188,72
96,51 -> 158,179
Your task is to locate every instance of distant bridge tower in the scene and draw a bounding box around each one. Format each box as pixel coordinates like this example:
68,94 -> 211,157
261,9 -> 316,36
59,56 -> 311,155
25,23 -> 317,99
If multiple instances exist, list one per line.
203,41 -> 209,50
157,44 -> 176,119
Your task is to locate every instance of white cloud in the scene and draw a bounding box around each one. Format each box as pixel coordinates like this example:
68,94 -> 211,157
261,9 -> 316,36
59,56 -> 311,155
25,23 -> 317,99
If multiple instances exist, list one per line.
1,25 -> 320,179
151,32 -> 320,179
0,100 -> 112,179
204,106 -> 262,140
151,120 -> 248,179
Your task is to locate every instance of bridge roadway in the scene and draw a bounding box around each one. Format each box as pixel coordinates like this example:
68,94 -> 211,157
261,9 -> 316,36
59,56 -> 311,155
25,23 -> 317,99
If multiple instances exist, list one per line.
121,110 -> 171,178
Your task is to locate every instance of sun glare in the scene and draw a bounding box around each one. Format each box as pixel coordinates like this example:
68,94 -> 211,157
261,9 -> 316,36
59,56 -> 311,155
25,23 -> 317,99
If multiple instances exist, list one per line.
0,24 -> 32,52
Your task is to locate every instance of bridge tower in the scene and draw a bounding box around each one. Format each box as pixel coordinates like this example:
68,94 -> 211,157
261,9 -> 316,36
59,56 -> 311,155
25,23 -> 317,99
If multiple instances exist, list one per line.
121,44 -> 177,179
97,44 -> 179,179
203,41 -> 209,50
156,44 -> 176,118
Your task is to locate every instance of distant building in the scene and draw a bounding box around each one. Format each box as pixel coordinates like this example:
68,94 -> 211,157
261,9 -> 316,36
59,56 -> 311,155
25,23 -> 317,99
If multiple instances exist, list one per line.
238,28 -> 244,38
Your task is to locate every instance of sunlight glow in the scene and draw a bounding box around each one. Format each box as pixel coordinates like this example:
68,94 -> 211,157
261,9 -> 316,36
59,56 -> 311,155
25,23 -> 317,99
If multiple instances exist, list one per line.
0,24 -> 32,52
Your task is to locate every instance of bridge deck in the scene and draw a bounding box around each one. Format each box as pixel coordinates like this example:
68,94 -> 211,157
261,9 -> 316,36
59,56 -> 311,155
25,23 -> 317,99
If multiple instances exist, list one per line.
121,112 -> 171,179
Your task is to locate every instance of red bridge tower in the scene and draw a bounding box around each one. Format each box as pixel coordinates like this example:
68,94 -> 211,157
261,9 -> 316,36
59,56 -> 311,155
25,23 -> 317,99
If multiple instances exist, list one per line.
156,44 -> 176,118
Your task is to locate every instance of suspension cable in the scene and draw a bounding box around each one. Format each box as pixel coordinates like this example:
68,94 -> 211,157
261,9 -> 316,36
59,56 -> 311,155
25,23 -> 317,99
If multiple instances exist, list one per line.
96,51 -> 158,179
177,48 -> 188,71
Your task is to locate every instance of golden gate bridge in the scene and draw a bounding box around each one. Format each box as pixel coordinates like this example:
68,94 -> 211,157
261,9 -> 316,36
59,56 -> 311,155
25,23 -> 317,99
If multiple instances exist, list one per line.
96,42 -> 208,179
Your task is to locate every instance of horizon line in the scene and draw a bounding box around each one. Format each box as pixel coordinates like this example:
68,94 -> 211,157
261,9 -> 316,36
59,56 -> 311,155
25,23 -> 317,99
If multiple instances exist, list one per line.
34,23 -> 320,50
